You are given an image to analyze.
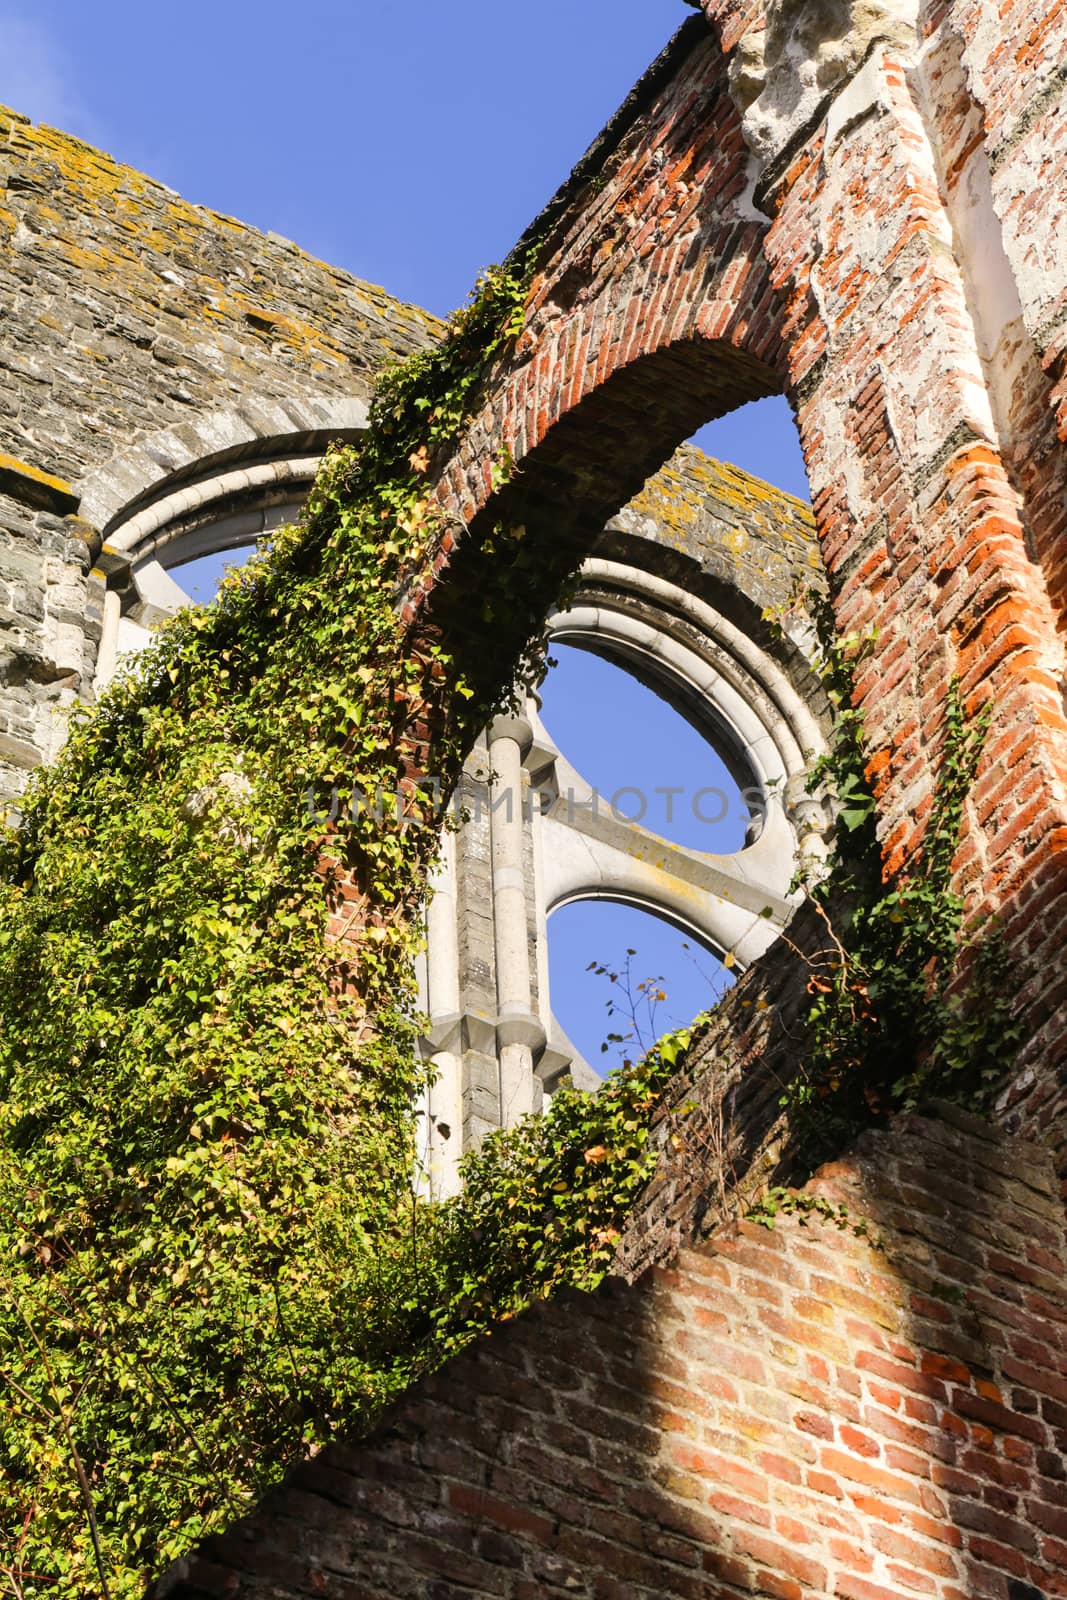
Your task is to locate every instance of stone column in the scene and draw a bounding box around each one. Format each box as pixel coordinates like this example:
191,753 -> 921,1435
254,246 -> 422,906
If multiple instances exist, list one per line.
488,713 -> 544,1127
422,830 -> 463,1197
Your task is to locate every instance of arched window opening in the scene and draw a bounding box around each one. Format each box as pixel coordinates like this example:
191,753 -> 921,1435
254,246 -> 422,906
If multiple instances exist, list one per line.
689,394 -> 810,504
538,643 -> 752,855
547,899 -> 732,1076
92,417 -> 833,1194
163,543 -> 259,607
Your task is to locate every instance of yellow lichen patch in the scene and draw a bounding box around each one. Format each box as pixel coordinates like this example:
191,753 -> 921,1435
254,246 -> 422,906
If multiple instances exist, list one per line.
632,445 -> 816,547
227,295 -> 346,364
56,237 -> 139,280
0,452 -> 79,514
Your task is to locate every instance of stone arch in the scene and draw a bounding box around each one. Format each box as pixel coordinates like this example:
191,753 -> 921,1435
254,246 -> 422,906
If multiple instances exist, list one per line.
80,403 -> 369,689
419,489 -> 831,1191
75,396 -> 370,540
533,551 -> 830,965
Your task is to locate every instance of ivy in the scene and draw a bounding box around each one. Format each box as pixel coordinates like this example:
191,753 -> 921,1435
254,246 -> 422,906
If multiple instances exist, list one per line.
771,590 -> 1022,1170
0,258 -> 575,1595
0,238 -> 1025,1593
747,1186 -> 881,1248
406,1019 -> 697,1346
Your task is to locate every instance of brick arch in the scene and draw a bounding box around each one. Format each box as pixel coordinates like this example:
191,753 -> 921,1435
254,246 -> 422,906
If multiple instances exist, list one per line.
421,334 -> 788,734
499,325 -> 782,540
427,17 -> 787,563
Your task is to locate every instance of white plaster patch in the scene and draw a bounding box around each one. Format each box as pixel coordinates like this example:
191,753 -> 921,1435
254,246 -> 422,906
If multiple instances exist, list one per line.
730,0 -> 922,168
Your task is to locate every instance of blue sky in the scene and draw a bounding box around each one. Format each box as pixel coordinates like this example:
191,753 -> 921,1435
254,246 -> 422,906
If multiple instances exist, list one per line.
0,1 -> 809,1065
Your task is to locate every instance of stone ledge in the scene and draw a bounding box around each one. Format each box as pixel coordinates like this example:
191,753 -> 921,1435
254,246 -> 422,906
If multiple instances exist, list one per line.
0,731 -> 42,770
0,453 -> 80,517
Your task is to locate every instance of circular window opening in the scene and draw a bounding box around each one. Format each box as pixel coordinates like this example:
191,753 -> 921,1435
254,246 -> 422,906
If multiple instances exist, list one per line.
548,899 -> 733,1076
538,642 -> 753,854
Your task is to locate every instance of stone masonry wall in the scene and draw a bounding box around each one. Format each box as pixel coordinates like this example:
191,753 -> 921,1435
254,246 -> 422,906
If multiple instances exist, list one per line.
614,442 -> 823,619
0,105 -> 442,800
156,1105 -> 1067,1600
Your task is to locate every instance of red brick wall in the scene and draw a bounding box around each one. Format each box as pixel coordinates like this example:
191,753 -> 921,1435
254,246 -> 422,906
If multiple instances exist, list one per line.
362,5 -> 1067,1172
688,0 -> 1067,1173
155,1108 -> 1067,1600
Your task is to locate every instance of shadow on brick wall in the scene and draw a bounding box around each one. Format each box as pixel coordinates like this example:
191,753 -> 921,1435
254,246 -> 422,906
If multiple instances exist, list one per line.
152,1095 -> 1067,1600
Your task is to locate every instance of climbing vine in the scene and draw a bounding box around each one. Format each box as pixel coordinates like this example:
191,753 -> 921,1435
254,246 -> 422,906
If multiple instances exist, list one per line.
0,241 -> 1025,1593
0,257 -> 589,1596
772,590 -> 1021,1169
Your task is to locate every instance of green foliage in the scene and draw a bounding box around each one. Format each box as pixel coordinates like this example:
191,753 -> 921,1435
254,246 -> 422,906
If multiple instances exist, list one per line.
0,237 -> 1024,1593
0,260 -> 564,1595
413,1019 -> 698,1344
747,1186 -> 880,1248
774,592 -> 1021,1169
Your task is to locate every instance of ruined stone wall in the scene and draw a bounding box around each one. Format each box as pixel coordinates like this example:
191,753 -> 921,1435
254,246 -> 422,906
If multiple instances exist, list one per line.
618,443 -> 822,619
0,106 -> 442,799
156,1106 -> 1067,1600
3,10 -> 1067,1591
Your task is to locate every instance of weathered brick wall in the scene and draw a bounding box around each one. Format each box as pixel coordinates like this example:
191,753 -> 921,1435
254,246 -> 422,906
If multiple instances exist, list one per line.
673,0 -> 1067,1180
326,3 -> 1067,1177
942,0 -> 1067,448
3,18 -> 1067,1592
155,1106 -> 1067,1600
927,0 -> 1067,1173
614,899 -> 822,1283
414,19 -> 782,588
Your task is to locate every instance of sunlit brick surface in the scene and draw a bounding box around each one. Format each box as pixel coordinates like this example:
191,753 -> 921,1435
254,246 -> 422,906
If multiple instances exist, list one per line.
157,1111 -> 1067,1600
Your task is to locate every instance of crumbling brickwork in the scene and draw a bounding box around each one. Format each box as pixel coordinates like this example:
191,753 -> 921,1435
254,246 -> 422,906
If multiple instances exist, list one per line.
695,0 -> 1067,1178
155,1107 -> 1067,1600
386,2 -> 1067,1181
2,0 -> 1067,1590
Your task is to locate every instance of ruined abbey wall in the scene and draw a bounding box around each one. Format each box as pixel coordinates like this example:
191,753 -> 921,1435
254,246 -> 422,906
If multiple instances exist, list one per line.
0,106 -> 441,796
0,99 -> 830,1160
3,0 -> 1067,1589
0,104 -> 819,804
157,1105 -> 1067,1600
383,2 -> 1067,1181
